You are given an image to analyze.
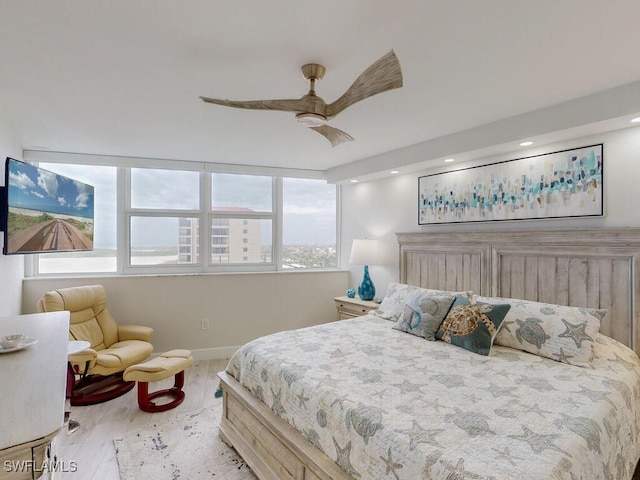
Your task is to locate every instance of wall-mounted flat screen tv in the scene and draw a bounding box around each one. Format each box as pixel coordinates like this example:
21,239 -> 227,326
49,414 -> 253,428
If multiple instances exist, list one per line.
1,157 -> 94,255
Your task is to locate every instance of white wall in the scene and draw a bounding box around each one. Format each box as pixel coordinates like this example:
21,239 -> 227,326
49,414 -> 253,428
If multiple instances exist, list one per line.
341,126 -> 640,297
0,113 -> 24,317
22,270 -> 348,357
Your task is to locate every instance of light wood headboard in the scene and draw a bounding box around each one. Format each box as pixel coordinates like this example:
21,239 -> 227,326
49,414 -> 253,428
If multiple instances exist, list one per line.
397,228 -> 640,356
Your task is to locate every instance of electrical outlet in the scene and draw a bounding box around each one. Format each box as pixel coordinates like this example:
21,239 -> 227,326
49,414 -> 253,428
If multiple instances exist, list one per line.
201,319 -> 210,330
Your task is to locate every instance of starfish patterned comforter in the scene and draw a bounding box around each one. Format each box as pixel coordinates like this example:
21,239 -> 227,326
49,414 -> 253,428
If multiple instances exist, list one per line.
226,316 -> 640,480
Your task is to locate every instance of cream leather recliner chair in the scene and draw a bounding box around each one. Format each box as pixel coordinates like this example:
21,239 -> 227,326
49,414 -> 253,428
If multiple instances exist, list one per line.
38,284 -> 153,406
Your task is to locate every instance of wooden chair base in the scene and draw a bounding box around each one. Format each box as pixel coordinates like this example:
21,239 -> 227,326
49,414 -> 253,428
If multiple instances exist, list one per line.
137,370 -> 186,413
71,372 -> 136,406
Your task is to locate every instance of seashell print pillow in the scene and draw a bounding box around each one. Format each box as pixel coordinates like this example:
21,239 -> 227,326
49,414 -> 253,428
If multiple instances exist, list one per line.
392,290 -> 456,340
371,282 -> 471,322
435,295 -> 511,356
473,295 -> 605,367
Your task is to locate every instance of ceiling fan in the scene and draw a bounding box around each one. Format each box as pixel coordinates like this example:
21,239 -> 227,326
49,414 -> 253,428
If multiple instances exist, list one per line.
200,50 -> 403,147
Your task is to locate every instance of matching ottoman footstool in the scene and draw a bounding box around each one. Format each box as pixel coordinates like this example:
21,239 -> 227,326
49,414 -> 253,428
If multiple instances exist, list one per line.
123,349 -> 194,413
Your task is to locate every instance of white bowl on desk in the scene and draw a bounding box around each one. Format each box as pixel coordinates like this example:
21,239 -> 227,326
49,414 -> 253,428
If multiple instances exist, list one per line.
0,333 -> 28,348
0,334 -> 38,352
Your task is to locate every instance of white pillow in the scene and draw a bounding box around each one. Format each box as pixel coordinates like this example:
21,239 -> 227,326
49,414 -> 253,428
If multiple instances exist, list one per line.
371,283 -> 470,322
473,294 -> 605,367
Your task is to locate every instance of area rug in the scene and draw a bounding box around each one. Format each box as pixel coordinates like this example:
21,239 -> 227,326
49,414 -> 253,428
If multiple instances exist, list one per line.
114,407 -> 256,479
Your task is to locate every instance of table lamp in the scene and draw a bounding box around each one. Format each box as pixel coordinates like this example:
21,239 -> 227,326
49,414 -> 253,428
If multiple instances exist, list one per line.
349,239 -> 380,301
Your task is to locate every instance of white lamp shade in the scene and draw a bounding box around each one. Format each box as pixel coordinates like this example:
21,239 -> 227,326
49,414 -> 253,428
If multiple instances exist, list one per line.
349,239 -> 380,265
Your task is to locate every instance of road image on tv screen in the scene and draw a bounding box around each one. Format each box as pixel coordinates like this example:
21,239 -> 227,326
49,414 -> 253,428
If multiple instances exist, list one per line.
6,158 -> 94,254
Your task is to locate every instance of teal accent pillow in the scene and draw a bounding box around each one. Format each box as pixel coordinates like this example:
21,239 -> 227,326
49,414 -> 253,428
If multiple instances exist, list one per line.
435,296 -> 511,356
392,290 -> 455,340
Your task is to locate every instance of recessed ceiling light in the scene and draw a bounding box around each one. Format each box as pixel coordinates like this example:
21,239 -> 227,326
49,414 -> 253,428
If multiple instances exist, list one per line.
520,141 -> 533,147
444,158 -> 455,163
390,170 -> 399,174
631,117 -> 640,123
350,179 -> 358,183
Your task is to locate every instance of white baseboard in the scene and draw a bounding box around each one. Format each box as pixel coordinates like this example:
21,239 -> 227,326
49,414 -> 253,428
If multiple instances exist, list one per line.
190,346 -> 240,361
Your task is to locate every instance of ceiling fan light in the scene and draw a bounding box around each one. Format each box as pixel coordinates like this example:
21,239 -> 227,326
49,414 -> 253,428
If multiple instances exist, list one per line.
296,113 -> 327,127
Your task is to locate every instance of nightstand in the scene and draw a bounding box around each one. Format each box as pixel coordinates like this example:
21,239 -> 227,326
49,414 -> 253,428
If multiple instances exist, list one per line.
334,296 -> 379,319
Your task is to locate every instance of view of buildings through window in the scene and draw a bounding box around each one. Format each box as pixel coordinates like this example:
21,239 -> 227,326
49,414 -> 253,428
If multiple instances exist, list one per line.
35,162 -> 336,274
282,177 -> 336,268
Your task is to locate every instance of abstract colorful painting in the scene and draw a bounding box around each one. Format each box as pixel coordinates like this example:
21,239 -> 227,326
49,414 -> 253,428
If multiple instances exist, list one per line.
418,144 -> 603,224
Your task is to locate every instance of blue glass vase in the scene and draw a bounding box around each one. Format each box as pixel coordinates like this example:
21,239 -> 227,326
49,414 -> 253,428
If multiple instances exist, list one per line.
358,265 -> 376,301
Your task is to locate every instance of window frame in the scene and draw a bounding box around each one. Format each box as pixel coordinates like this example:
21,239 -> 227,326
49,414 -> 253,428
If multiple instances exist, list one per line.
204,175 -> 277,272
123,166 -> 205,275
22,151 -> 340,277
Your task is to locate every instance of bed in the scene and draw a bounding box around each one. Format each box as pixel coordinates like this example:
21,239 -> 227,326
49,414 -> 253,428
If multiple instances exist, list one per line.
218,228 -> 640,480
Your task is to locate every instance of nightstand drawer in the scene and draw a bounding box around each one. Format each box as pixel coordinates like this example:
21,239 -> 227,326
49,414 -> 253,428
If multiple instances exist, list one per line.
334,296 -> 378,319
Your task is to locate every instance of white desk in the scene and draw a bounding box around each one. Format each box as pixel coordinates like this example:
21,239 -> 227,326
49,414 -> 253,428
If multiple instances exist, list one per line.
0,311 -> 69,478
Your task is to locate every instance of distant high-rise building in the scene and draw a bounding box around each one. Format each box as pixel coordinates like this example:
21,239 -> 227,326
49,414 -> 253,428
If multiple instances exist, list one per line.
178,217 -> 199,263
179,207 -> 262,264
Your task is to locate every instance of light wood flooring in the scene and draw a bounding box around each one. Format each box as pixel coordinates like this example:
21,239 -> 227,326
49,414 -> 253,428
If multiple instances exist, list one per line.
53,358 -> 228,479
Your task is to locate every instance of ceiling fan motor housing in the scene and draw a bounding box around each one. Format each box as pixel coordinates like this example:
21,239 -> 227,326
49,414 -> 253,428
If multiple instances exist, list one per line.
301,63 -> 326,81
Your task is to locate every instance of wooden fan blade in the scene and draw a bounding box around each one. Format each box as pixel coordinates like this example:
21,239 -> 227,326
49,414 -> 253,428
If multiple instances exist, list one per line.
200,96 -> 306,112
309,125 -> 354,147
326,50 -> 403,118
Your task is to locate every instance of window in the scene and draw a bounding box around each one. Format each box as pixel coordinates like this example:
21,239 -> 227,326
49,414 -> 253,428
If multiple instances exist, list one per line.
26,154 -> 337,275
128,168 -> 201,269
211,173 -> 271,212
282,178 -> 337,268
131,169 -> 199,210
209,173 -> 274,266
130,216 -> 200,266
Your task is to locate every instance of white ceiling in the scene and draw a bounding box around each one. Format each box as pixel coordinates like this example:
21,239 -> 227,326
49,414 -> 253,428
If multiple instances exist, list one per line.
1,1 -> 640,181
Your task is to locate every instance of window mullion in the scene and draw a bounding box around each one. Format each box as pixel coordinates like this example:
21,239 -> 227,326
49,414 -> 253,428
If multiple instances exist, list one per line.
202,171 -> 211,271
118,166 -> 129,274
274,176 -> 283,271
336,183 -> 343,269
